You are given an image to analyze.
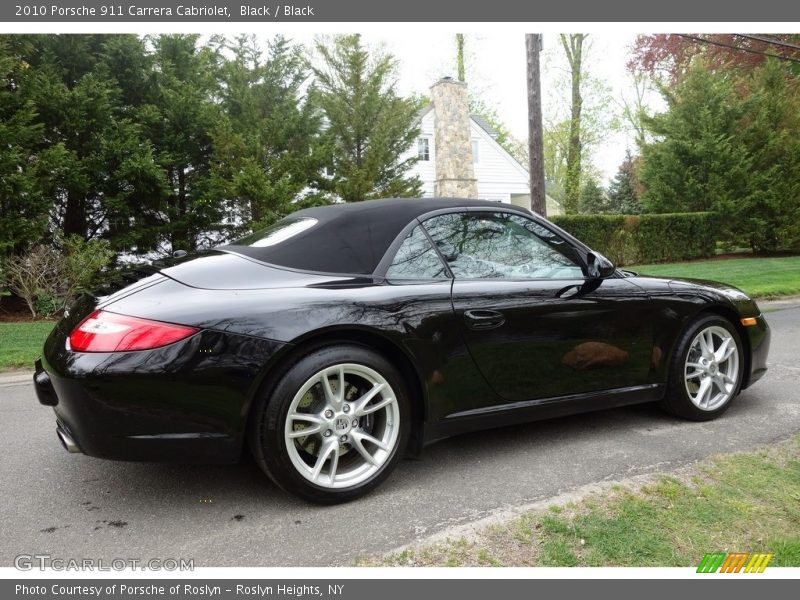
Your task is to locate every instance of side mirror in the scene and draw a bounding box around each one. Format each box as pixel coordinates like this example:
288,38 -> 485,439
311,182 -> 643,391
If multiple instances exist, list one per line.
586,251 -> 616,279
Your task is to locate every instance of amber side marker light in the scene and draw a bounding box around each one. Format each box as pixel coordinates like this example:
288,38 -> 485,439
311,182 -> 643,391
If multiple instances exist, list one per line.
740,317 -> 758,327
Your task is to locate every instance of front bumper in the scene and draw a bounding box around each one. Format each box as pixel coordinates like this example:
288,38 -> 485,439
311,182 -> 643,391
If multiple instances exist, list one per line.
36,324 -> 287,463
743,314 -> 770,389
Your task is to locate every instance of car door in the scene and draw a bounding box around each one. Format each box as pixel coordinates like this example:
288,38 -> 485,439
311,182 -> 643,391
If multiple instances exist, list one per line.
379,223 -> 501,424
420,210 -> 654,410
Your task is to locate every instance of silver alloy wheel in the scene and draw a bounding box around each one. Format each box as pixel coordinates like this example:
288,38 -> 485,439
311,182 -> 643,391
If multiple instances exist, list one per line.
284,363 -> 400,489
684,325 -> 740,411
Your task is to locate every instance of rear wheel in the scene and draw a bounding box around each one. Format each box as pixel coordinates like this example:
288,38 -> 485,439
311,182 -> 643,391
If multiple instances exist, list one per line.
249,344 -> 410,504
662,314 -> 743,421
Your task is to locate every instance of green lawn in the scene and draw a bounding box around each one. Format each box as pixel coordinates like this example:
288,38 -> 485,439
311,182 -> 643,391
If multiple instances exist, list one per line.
632,255 -> 800,299
359,436 -> 800,567
0,321 -> 55,371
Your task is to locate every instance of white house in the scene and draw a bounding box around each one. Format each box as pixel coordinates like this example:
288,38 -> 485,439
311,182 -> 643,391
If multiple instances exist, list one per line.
405,78 -> 562,215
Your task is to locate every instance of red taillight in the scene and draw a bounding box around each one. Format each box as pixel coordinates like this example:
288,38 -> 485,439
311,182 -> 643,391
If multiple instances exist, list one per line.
69,310 -> 199,353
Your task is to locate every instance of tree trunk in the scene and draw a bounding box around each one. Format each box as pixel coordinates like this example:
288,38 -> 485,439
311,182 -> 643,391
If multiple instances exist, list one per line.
526,34 -> 547,217
63,190 -> 85,239
173,166 -> 190,251
561,34 -> 586,214
456,34 -> 466,82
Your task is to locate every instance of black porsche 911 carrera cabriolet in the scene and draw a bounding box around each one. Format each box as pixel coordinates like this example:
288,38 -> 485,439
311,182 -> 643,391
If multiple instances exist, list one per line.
35,198 -> 770,503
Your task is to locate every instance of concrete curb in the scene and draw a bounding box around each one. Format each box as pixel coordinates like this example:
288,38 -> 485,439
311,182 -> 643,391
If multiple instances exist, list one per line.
0,370 -> 32,387
759,295 -> 800,312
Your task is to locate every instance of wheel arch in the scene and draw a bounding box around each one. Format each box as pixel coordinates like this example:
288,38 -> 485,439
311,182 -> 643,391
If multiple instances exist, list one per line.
244,326 -> 428,458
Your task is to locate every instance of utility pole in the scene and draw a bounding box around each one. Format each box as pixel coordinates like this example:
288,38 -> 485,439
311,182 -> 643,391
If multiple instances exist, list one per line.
526,33 -> 547,217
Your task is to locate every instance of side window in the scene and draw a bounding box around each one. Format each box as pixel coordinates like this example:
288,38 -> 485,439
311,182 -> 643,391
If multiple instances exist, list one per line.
422,212 -> 584,279
385,226 -> 449,280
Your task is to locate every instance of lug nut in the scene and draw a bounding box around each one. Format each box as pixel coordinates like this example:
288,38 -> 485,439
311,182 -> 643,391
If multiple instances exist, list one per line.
323,430 -> 332,437
324,410 -> 334,418
343,404 -> 350,413
352,419 -> 358,427
340,435 -> 348,443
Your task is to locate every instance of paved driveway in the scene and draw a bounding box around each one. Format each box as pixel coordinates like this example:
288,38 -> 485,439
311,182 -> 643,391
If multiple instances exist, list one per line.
1,302 -> 798,567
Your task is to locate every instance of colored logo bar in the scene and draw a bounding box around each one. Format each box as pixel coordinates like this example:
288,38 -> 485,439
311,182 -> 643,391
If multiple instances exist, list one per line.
697,552 -> 773,573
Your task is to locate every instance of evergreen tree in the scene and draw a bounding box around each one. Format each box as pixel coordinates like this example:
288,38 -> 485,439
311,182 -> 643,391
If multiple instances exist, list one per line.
578,177 -> 606,214
640,59 -> 800,251
144,34 -> 223,251
209,35 -> 329,231
0,37 -> 48,254
640,62 -> 749,215
310,35 -> 422,202
11,34 -> 166,252
606,150 -> 642,214
726,60 -> 800,252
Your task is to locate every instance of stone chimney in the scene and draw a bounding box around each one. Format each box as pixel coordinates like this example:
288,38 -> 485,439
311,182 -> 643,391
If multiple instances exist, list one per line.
430,78 -> 478,198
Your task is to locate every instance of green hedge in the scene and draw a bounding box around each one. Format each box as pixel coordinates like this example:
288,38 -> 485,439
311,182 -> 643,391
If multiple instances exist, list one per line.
549,212 -> 718,266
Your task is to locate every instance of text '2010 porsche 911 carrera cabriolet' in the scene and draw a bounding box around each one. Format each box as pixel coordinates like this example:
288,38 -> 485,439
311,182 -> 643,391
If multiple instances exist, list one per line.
34,198 -> 770,503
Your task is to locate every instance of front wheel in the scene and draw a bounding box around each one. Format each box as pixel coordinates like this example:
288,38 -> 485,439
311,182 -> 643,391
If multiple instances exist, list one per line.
248,344 -> 410,504
662,314 -> 743,421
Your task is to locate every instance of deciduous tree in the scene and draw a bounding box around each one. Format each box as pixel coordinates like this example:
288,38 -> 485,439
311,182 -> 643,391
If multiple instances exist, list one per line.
560,34 -> 587,213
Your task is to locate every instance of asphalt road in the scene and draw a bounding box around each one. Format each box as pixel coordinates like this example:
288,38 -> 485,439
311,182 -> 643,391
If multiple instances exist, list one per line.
2,302 -> 799,567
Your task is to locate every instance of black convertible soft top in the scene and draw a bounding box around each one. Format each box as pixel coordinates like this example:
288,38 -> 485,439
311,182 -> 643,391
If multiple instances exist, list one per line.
222,198 -> 532,275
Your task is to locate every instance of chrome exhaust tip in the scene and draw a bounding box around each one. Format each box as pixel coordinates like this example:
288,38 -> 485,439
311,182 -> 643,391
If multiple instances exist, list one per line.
56,427 -> 82,454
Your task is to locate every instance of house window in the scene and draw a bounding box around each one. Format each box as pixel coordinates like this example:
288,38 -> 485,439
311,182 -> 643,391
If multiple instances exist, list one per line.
417,138 -> 430,161
471,140 -> 479,163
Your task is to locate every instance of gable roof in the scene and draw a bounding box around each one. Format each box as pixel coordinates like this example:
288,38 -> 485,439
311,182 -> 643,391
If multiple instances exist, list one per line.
416,104 -> 498,140
470,114 -> 499,139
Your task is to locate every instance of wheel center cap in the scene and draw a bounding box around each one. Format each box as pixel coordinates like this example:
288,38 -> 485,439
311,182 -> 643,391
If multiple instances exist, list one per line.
332,415 -> 352,435
708,362 -> 718,375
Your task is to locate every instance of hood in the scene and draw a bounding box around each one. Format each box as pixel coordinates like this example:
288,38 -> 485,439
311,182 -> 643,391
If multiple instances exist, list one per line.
666,277 -> 753,302
635,274 -> 762,317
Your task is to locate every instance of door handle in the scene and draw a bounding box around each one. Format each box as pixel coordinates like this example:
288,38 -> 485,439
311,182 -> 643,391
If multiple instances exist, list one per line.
464,309 -> 506,331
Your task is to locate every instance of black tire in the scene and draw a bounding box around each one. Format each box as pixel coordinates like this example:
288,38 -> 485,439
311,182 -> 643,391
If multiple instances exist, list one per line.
661,314 -> 744,421
248,343 -> 411,504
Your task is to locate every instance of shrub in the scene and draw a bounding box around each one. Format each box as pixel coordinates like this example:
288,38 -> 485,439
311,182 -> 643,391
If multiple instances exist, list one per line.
550,212 -> 718,266
637,213 -> 718,263
1,245 -> 65,318
549,214 -> 626,253
0,235 -> 114,318
62,235 -> 115,304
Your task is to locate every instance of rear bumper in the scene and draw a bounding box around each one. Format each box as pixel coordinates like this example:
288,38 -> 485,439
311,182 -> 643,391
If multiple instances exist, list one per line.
37,325 -> 286,463
33,360 -> 82,454
743,314 -> 770,389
